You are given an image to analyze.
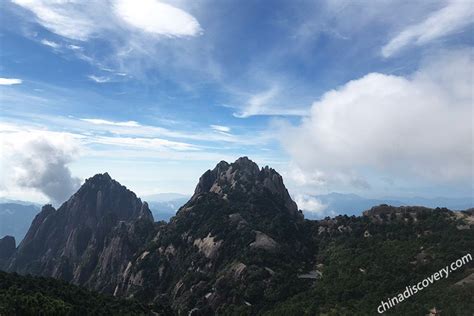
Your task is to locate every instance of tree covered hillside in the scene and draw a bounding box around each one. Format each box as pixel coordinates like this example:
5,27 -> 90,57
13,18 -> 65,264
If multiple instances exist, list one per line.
0,271 -> 158,315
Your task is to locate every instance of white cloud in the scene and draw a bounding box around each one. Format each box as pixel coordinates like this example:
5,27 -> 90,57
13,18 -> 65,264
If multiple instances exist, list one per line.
114,0 -> 201,37
40,39 -> 60,49
0,122 -> 200,201
234,87 -> 309,118
210,124 -> 230,133
237,88 -> 278,118
68,44 -> 82,50
0,125 -> 82,205
12,0 -> 204,82
0,78 -> 22,85
294,194 -> 327,215
382,1 -> 473,58
88,135 -> 199,151
87,75 -> 111,83
12,0 -> 98,40
74,116 -> 266,145
0,121 -> 200,162
80,118 -> 141,127
280,50 -> 473,190
0,120 -> 275,203
13,0 -> 201,41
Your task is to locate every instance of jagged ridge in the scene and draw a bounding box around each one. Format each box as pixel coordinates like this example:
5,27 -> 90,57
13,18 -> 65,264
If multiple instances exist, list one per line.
191,156 -> 301,219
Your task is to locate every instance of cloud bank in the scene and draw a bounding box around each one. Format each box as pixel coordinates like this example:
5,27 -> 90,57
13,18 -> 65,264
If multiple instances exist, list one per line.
1,128 -> 82,205
281,50 -> 473,191
294,194 -> 328,216
114,0 -> 201,37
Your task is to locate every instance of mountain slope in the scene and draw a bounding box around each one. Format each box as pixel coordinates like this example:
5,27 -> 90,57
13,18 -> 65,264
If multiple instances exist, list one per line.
0,271 -> 153,315
6,173 -> 157,294
266,206 -> 474,315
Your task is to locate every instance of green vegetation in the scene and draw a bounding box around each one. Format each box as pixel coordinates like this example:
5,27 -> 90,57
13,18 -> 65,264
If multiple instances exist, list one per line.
0,271 -> 152,315
264,209 -> 474,315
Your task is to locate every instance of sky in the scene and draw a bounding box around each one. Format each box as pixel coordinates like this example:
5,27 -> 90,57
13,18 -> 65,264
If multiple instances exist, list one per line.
0,0 -> 472,215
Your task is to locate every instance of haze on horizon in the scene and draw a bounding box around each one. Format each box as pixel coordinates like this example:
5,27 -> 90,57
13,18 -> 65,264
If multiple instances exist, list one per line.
0,0 -> 472,217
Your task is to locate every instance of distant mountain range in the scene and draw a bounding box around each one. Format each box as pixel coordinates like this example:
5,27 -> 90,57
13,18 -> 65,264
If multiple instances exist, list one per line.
0,157 -> 473,314
302,193 -> 473,219
142,193 -> 189,222
0,203 -> 40,243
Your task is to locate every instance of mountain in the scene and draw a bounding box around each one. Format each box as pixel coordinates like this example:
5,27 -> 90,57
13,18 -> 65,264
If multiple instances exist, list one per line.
6,173 -> 157,294
0,203 -> 40,243
0,198 -> 42,206
393,195 -> 473,210
1,157 -> 473,315
114,157 -> 307,313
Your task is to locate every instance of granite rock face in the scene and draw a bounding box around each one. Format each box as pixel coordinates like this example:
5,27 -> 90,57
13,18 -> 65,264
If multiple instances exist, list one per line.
192,156 -> 301,219
6,173 -> 155,293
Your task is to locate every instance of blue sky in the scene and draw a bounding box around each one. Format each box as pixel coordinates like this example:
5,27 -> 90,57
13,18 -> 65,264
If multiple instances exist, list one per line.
0,0 -> 472,214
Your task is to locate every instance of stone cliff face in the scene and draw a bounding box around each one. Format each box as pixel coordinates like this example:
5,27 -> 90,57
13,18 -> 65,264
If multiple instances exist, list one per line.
6,173 -> 155,293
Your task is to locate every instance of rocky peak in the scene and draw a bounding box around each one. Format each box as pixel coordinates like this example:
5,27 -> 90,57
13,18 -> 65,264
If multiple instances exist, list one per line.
6,173 -> 154,292
232,156 -> 260,175
191,157 -> 300,218
90,172 -> 112,182
63,173 -> 152,222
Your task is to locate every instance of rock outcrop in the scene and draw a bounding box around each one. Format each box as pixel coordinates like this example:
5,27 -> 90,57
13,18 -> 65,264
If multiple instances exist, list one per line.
362,204 -> 439,223
192,156 -> 301,219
